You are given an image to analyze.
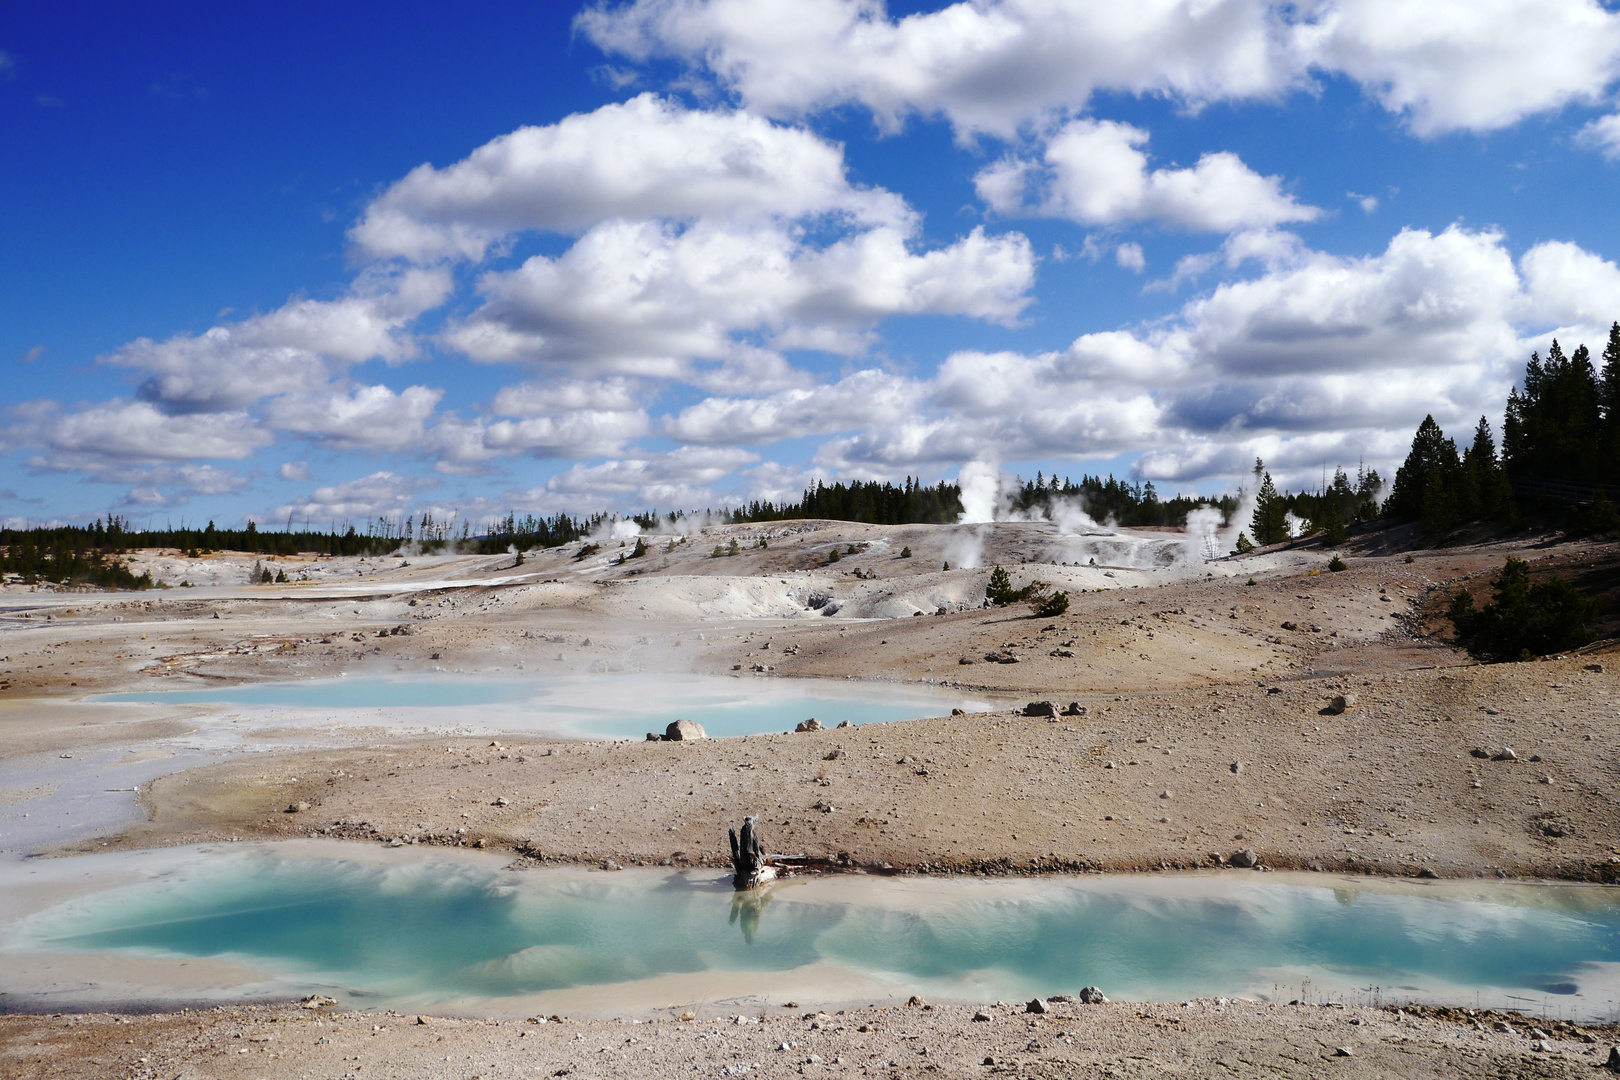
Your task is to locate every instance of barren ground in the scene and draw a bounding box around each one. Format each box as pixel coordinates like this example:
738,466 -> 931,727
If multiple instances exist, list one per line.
2,519 -> 1617,1077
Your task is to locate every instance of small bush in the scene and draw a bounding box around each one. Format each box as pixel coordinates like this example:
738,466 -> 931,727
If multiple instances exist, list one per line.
1327,555 -> 1347,572
1565,490 -> 1620,537
986,564 -> 1046,605
942,561 -> 950,571
1404,554 -> 1415,563
1034,590 -> 1070,617
900,546 -> 912,558
1449,557 -> 1600,662
727,537 -> 740,556
828,548 -> 841,563
574,543 -> 600,561
630,537 -> 648,559
1244,578 -> 1257,587
1234,532 -> 1255,554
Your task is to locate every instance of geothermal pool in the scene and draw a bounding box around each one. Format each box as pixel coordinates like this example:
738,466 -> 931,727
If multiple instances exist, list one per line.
94,673 -> 1000,739
5,842 -> 1618,1018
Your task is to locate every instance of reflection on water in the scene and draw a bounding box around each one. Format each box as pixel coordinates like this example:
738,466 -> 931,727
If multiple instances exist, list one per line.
10,846 -> 1620,1017
730,889 -> 772,944
93,673 -> 995,739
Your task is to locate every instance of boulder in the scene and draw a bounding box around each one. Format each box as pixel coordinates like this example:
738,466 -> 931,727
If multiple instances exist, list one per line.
285,801 -> 310,813
1077,986 -> 1108,1004
1229,848 -> 1259,868
1025,998 -> 1048,1014
665,719 -> 707,741
1323,693 -> 1359,715
1491,747 -> 1517,761
1604,1046 -> 1620,1071
795,717 -> 823,732
1022,701 -> 1057,718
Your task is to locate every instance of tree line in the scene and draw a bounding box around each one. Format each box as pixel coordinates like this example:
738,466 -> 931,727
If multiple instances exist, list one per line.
1381,323 -> 1620,541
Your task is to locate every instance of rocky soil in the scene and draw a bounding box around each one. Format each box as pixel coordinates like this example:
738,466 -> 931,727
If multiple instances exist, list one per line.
1,520 -> 1617,1077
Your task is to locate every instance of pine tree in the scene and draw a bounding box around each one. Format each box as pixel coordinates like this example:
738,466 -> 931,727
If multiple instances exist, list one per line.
1249,472 -> 1288,545
1387,416 -> 1459,525
1601,321 -> 1620,481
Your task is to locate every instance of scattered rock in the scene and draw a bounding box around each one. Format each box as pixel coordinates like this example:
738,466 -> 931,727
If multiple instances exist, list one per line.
601,860 -> 622,871
972,1011 -> 991,1022
1587,663 -> 1605,673
1605,1046 -> 1620,1071
1229,848 -> 1259,868
984,651 -> 1020,664
1417,867 -> 1439,879
1469,747 -> 1491,759
493,797 -> 510,806
958,657 -> 975,665
301,995 -> 338,1009
1025,998 -> 1048,1014
415,1015 -> 430,1025
1491,747 -> 1517,761
284,801 -> 309,813
1333,1046 -> 1353,1057
1280,621 -> 1298,631
1077,986 -> 1108,1004
665,719 -> 707,741
1061,702 -> 1086,716
1022,701 -> 1057,718
823,748 -> 844,761
1229,762 -> 1242,774
1323,693 -> 1359,715
795,718 -> 823,733
836,720 -> 850,728
951,708 -> 966,715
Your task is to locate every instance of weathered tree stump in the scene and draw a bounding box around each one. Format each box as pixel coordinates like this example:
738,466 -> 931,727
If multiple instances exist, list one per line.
728,815 -> 776,890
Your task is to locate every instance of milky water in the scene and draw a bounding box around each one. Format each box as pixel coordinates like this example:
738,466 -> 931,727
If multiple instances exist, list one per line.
7,843 -> 1619,1018
93,673 -> 997,739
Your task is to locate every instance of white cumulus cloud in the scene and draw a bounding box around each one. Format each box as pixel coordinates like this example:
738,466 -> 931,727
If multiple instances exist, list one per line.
580,0 -> 1620,137
352,93 -> 908,263
443,219 -> 1034,371
977,118 -> 1319,232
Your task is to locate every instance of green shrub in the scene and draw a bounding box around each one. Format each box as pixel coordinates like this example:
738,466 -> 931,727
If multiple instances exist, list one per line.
985,564 -> 1046,605
900,546 -> 912,558
1244,578 -> 1256,587
630,537 -> 648,559
1327,555 -> 1347,572
1234,532 -> 1255,554
1034,590 -> 1070,617
1449,557 -> 1601,661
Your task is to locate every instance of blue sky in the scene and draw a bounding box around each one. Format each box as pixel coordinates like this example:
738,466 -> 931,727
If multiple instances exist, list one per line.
4,0 -> 1620,529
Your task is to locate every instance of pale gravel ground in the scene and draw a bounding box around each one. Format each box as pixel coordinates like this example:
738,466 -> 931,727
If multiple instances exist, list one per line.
1,522 -> 1617,1077
2,998 -> 1615,1080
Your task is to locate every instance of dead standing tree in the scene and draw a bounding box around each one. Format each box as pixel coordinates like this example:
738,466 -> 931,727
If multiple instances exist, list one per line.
728,815 -> 776,890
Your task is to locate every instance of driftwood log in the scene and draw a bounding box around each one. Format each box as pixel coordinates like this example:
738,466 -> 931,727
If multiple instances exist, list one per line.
728,815 -> 776,890
727,816 -> 856,889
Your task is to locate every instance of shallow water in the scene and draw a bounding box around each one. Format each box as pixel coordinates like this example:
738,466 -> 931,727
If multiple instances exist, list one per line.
94,673 -> 997,739
7,843 -> 1619,1018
